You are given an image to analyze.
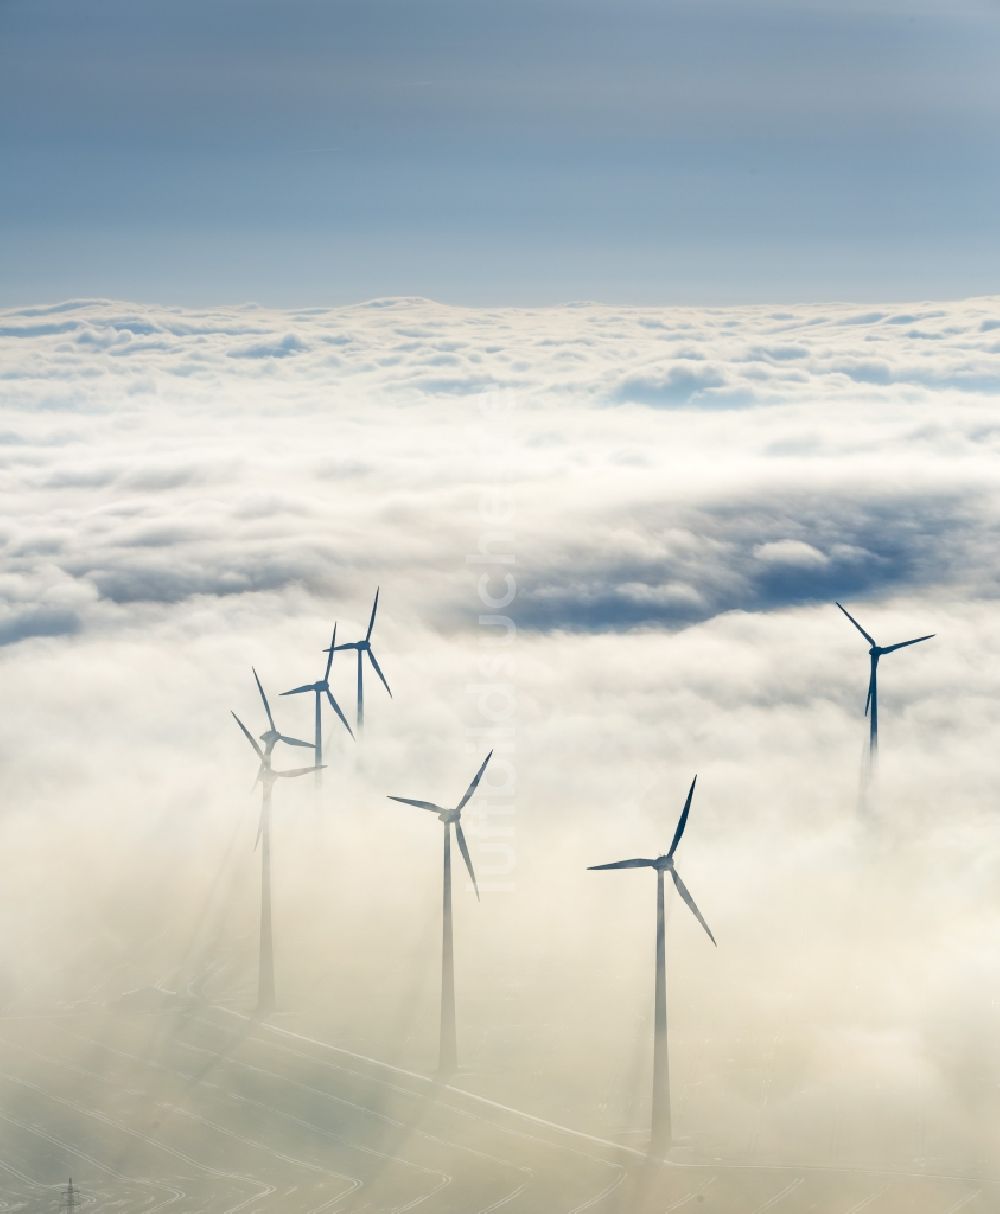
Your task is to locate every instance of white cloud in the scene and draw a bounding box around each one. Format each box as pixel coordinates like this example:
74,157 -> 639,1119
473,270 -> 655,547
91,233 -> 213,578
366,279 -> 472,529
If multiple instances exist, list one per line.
753,540 -> 830,567
0,294 -> 998,1191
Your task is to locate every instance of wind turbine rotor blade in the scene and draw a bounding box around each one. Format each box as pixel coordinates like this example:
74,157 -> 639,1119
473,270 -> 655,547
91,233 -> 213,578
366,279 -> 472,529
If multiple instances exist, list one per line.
252,668 -> 276,732
278,734 -> 315,749
367,647 -> 392,697
668,775 -> 698,858
864,668 -> 874,717
325,688 -> 355,738
454,822 -> 480,901
882,633 -> 935,653
325,624 -> 337,680
231,712 -> 264,761
255,806 -> 265,850
366,587 -> 379,642
281,683 -> 315,696
387,796 -> 445,814
276,765 -> 326,779
457,750 -> 493,811
587,858 -> 657,870
835,602 -> 876,646
671,868 -> 717,946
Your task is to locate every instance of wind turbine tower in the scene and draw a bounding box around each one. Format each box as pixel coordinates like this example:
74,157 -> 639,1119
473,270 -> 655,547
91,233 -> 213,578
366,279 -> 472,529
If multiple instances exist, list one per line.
836,602 -> 934,756
233,709 -> 322,1012
327,588 -> 392,731
253,667 -> 315,759
589,776 -> 716,1156
282,624 -> 354,783
388,751 -> 491,1073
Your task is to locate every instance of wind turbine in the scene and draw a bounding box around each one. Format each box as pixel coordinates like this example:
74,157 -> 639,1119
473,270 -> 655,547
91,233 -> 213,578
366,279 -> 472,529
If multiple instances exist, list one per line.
836,602 -> 934,755
232,711 -> 323,1013
387,751 -> 491,1074
253,667 -> 314,758
327,588 -> 392,731
589,776 -> 716,1156
281,624 -> 354,783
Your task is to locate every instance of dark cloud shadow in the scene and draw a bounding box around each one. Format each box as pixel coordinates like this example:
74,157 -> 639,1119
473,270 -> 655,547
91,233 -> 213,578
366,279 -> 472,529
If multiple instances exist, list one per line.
511,490 -> 992,633
0,607 -> 81,647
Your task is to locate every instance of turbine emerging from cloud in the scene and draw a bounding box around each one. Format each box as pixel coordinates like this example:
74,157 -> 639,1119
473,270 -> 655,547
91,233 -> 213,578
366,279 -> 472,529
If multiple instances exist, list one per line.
589,775 -> 716,1156
231,710 -> 323,1013
252,667 -> 314,758
836,602 -> 934,756
327,588 -> 392,732
281,624 -> 354,786
387,750 -> 491,1074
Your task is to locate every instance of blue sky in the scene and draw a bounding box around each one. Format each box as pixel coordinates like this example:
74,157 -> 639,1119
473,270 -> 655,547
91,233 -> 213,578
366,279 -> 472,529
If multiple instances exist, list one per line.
2,0 -> 998,305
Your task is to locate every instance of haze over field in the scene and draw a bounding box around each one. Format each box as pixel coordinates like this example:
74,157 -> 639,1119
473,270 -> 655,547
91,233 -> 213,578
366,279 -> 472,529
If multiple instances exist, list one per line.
1,295 -> 999,1210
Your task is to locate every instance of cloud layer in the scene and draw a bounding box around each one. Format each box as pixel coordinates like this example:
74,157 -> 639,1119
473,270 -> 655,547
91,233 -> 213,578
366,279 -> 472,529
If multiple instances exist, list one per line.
2,293 -> 999,642
1,295 -> 999,1193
